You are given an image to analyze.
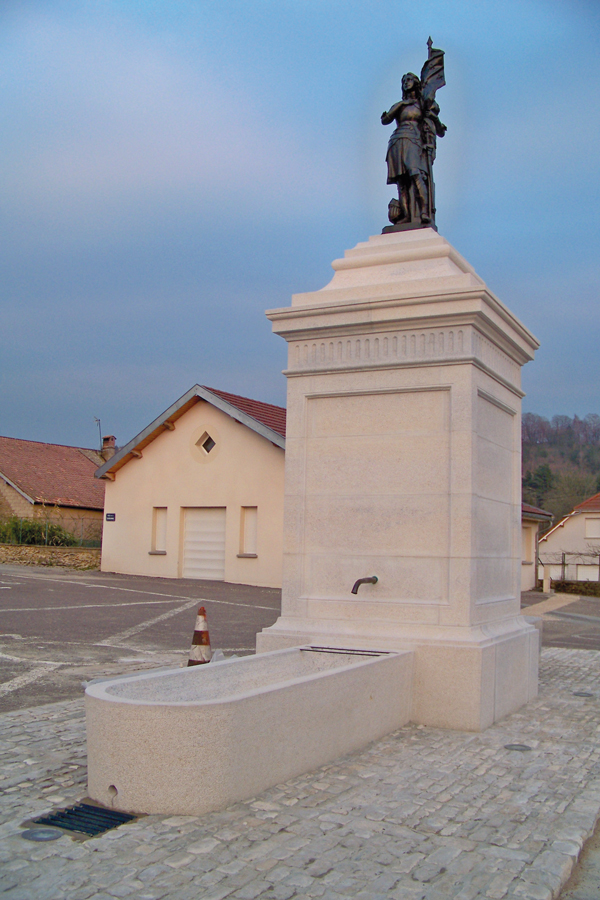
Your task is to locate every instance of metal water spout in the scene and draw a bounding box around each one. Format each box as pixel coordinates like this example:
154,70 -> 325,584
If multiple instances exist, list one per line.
351,576 -> 378,595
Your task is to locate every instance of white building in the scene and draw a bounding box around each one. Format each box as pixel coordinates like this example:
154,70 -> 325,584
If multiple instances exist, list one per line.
539,492 -> 600,582
96,385 -> 286,589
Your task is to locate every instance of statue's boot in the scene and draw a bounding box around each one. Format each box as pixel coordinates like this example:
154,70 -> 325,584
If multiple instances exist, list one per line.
401,184 -> 412,221
413,174 -> 431,224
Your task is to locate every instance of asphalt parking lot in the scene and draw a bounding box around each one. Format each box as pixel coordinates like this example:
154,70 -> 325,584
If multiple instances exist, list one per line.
521,589 -> 600,650
0,564 -> 280,713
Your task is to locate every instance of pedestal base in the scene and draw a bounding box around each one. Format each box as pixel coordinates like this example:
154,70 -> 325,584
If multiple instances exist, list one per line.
256,617 -> 538,731
382,220 -> 437,234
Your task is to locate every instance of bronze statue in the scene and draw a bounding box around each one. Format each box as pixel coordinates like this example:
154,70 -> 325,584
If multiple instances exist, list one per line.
381,38 -> 446,232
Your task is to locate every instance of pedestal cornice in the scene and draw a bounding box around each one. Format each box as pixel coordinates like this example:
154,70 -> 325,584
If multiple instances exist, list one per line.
267,287 -> 537,355
266,232 -> 538,397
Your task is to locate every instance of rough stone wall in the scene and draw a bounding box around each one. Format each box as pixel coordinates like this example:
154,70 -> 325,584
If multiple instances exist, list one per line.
0,544 -> 100,570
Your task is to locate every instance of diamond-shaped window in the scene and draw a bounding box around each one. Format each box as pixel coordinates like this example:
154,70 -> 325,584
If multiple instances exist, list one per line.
197,433 -> 215,454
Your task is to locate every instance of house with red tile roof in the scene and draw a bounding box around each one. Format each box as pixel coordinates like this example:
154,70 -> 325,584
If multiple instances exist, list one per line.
96,385 -> 286,588
0,435 -> 106,539
539,492 -> 600,582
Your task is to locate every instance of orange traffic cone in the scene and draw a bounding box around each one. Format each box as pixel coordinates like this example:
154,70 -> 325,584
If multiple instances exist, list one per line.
187,606 -> 212,666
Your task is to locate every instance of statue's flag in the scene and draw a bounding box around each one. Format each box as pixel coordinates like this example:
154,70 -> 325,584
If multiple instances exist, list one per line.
421,48 -> 445,103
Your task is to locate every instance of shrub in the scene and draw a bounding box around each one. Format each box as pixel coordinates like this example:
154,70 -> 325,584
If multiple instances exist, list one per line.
0,517 -> 77,546
549,580 -> 600,598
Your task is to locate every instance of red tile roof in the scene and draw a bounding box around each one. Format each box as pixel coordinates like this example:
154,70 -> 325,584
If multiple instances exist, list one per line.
0,436 -> 105,510
521,502 -> 552,518
203,386 -> 287,438
573,492 -> 600,513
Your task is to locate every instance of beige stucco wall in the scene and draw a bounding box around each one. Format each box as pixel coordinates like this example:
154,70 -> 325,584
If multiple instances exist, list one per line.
100,400 -> 285,588
521,521 -> 539,591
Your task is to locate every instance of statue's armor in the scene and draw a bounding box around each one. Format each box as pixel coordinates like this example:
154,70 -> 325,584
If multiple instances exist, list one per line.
385,102 -> 428,182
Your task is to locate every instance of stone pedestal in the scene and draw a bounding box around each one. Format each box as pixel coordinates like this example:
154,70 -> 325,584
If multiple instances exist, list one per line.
257,228 -> 540,731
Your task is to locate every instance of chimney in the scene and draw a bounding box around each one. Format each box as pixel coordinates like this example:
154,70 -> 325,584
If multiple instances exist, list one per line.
101,435 -> 117,462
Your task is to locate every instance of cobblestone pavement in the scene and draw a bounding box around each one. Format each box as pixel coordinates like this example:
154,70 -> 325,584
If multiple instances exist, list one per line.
1,648 -> 600,900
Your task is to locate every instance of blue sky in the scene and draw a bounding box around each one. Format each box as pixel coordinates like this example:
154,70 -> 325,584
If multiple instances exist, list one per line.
0,0 -> 598,447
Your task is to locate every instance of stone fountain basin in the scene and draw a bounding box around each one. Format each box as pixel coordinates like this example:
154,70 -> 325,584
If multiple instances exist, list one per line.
85,645 -> 413,815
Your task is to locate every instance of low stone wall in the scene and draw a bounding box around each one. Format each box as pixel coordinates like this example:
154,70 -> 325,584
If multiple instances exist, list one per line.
0,543 -> 101,570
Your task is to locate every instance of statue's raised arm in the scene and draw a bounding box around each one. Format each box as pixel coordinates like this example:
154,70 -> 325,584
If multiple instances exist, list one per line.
381,38 -> 446,232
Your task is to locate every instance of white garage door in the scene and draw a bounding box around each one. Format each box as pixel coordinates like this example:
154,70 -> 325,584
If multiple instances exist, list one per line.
182,507 -> 226,580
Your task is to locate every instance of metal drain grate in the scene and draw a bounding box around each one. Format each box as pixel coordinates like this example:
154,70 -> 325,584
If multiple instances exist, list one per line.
32,802 -> 136,837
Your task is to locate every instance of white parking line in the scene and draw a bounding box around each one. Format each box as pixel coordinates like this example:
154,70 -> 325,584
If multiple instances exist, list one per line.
97,599 -> 201,647
0,653 -> 63,668
0,650 -> 64,665
0,663 -> 62,698
0,600 -> 186,613
1,574 -> 279,611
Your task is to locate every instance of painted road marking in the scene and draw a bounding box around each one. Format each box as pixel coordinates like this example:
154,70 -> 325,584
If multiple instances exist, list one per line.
1,574 -> 279,611
0,653 -> 56,666
0,651 -> 64,665
97,599 -> 201,647
0,600 -> 191,613
0,663 -> 62,698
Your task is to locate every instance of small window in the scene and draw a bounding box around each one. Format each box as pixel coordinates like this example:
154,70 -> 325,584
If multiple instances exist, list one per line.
151,507 -> 167,553
585,518 -> 600,539
196,432 -> 216,455
239,507 -> 258,557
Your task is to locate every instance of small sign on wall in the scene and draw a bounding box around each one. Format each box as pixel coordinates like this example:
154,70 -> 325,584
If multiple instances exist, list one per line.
105,513 -> 116,522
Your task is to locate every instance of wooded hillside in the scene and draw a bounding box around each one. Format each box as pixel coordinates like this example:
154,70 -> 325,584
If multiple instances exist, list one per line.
522,413 -> 600,524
